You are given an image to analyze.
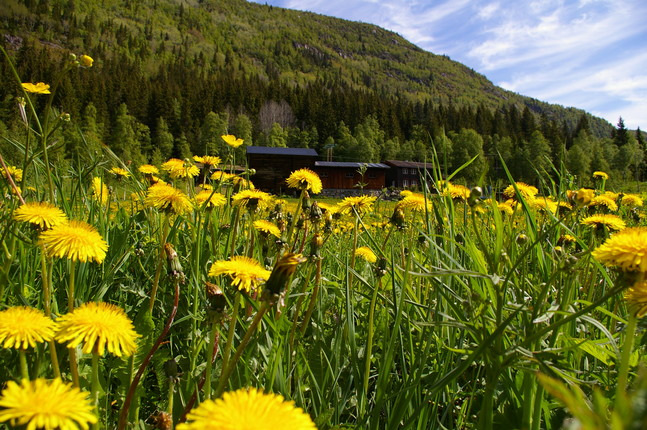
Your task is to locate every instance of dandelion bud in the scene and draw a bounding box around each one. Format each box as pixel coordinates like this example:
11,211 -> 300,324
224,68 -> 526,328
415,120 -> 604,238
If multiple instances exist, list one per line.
163,358 -> 179,380
263,253 -> 307,301
468,187 -> 483,207
164,243 -> 184,282
374,257 -> 388,278
574,188 -> 594,207
60,112 -> 71,122
69,53 -> 77,61
247,168 -> 256,176
309,201 -> 323,222
79,54 -> 94,68
205,281 -> 227,319
390,207 -> 406,229
516,233 -> 528,245
310,233 -> 324,259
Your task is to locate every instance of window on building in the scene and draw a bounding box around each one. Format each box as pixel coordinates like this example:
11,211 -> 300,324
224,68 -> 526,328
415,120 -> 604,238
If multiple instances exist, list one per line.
345,172 -> 355,178
402,168 -> 408,175
320,172 -> 328,178
403,179 -> 408,187
368,172 -> 376,179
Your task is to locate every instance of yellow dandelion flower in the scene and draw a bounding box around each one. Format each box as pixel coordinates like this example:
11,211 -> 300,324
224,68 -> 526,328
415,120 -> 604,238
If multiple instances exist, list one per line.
336,195 -> 376,215
529,197 -> 558,213
195,190 -> 227,209
55,302 -> 139,357
624,280 -> 647,318
446,184 -> 470,200
232,189 -> 274,211
498,201 -> 514,216
138,164 -> 159,175
177,387 -> 316,430
109,167 -> 130,178
622,194 -> 644,208
208,256 -> 271,293
221,134 -> 244,148
162,158 -> 199,179
593,171 -> 609,180
21,82 -> 51,94
0,307 -> 56,349
581,214 -> 626,231
14,202 -> 67,230
397,193 -> 432,212
39,220 -> 108,263
569,188 -> 595,206
193,155 -> 222,167
211,171 -> 236,183
90,177 -> 109,205
2,165 -> 23,182
589,195 -> 618,212
558,234 -> 577,245
0,378 -> 97,430
354,246 -> 377,263
400,190 -> 413,197
592,227 -> 647,271
200,184 -> 214,191
79,55 -> 94,68
254,219 -> 281,238
503,182 -> 538,200
286,168 -> 323,194
144,183 -> 193,215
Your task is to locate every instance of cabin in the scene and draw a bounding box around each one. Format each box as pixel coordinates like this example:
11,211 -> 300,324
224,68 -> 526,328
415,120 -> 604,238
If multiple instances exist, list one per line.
383,160 -> 434,189
246,146 -> 318,193
314,161 -> 388,191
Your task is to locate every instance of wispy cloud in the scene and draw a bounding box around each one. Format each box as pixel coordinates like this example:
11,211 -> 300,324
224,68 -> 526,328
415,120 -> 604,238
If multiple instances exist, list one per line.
253,0 -> 647,128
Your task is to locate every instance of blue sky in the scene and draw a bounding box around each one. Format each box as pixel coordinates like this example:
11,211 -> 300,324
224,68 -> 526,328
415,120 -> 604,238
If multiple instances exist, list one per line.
249,0 -> 647,130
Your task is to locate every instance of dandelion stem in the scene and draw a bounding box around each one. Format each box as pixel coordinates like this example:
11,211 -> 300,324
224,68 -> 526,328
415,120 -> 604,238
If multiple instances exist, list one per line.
215,301 -> 269,397
91,350 -> 100,430
614,313 -> 637,412
149,214 -> 170,314
19,349 -> 29,380
204,318 -> 219,400
219,293 -> 241,382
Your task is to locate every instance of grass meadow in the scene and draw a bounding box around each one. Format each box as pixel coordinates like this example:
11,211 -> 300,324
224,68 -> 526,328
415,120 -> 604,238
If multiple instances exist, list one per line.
1,52 -> 647,430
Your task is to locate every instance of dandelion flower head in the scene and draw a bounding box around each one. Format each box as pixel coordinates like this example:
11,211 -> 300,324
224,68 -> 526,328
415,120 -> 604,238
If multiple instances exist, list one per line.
194,155 -> 222,167
354,246 -> 377,263
221,134 -> 244,148
39,220 -> 108,263
79,55 -> 94,68
55,302 -> 139,357
503,182 -> 538,200
232,189 -> 274,211
145,183 -> 193,215
109,167 -> 130,178
336,195 -> 376,215
589,195 -> 618,212
624,280 -> 647,318
593,171 -> 609,180
286,168 -> 323,194
21,82 -> 51,94
622,194 -> 644,208
254,220 -> 281,238
0,307 -> 56,350
208,256 -> 271,293
195,190 -> 227,209
0,378 -> 97,430
177,387 -> 316,430
2,165 -> 23,182
14,202 -> 67,230
592,227 -> 647,272
90,177 -> 109,205
581,214 -> 626,231
397,193 -> 432,212
138,164 -> 159,175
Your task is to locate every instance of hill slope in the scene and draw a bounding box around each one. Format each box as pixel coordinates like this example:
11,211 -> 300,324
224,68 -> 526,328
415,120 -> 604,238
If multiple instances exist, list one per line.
0,0 -> 613,137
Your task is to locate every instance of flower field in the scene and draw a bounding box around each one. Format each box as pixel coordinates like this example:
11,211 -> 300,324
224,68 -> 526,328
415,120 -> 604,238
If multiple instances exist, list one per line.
1,52 -> 647,430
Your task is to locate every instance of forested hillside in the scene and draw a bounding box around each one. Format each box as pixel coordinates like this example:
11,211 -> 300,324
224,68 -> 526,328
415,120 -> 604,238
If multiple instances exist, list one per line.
1,0 -> 644,184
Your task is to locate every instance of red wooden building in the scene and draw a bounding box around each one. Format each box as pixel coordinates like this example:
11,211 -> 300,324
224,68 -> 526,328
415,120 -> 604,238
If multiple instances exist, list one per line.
314,161 -> 389,190
246,146 -> 318,193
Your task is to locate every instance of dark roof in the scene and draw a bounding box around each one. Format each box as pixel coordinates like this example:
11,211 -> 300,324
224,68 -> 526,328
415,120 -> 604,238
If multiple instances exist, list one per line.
315,161 -> 389,169
247,146 -> 318,156
383,160 -> 433,169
